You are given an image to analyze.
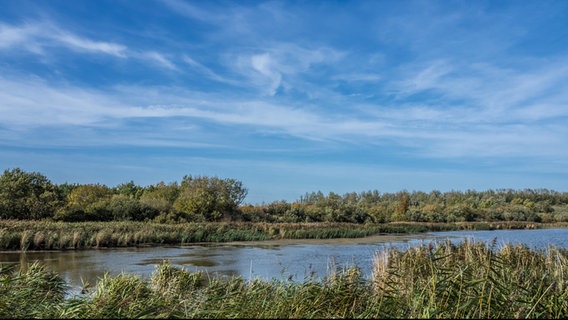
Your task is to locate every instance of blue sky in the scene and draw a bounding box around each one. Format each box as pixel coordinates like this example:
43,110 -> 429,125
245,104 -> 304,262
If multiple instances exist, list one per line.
1,0 -> 567,204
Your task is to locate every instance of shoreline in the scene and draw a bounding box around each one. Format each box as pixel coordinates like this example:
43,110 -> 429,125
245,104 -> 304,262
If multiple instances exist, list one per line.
1,220 -> 567,251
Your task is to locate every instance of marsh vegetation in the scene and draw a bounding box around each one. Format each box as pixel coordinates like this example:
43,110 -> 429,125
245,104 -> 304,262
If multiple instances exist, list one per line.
2,167 -> 568,318
1,241 -> 566,318
1,219 -> 562,251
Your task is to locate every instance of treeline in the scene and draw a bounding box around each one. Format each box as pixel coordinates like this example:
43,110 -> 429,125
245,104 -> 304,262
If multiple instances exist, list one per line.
1,168 -> 568,224
0,168 -> 246,223
246,188 -> 568,224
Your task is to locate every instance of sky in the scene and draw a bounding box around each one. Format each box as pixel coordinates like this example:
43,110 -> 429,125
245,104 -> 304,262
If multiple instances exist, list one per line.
1,0 -> 567,204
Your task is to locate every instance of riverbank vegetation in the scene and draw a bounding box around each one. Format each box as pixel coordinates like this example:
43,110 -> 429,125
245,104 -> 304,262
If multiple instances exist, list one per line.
1,241 -> 566,318
2,168 -> 568,225
1,219 -> 564,251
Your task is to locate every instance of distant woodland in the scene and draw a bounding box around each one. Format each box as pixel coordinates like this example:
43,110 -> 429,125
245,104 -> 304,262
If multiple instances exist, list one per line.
1,168 -> 567,224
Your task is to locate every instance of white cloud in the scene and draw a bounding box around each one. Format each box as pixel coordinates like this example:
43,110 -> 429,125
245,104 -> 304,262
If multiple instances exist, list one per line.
397,61 -> 453,94
250,53 -> 282,95
0,76 -> 128,127
1,47 -> 566,160
182,55 -> 237,85
0,21 -> 186,73
2,71 -> 565,159
420,124 -> 568,159
230,43 -> 343,95
139,51 -> 178,70
160,0 -> 226,24
0,22 -> 40,51
0,21 -> 127,57
55,32 -> 127,57
390,58 -> 568,126
332,73 -> 381,82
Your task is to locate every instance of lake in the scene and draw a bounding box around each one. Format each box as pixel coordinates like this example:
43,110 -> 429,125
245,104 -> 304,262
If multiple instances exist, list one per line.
1,228 -> 567,294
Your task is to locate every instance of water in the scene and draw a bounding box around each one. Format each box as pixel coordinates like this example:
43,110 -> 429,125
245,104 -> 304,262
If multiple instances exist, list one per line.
426,228 -> 568,249
1,228 -> 567,295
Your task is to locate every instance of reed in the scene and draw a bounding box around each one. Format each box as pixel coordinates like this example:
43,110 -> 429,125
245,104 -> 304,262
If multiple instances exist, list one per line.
371,240 -> 568,318
0,262 -> 68,318
0,241 -> 567,318
0,219 -> 566,251
19,230 -> 31,251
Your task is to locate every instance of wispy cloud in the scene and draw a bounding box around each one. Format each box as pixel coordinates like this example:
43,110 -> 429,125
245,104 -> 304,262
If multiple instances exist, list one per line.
53,31 -> 127,57
0,22 -> 42,52
182,55 -> 236,85
391,57 -> 568,123
332,73 -> 381,82
0,21 -> 182,72
230,43 -> 343,95
0,21 -> 126,56
0,76 -> 128,127
1,71 -> 565,161
139,51 -> 178,71
1,0 -> 567,201
159,0 -> 227,24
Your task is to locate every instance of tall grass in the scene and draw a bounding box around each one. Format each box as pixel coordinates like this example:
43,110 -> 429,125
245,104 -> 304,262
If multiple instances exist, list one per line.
372,240 -> 568,318
0,262 -> 68,318
1,241 -> 566,318
0,220 -> 271,250
0,219 -> 566,251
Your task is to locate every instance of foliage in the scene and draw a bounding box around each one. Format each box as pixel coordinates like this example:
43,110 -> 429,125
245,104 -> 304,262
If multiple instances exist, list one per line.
0,168 -> 60,220
54,184 -> 113,222
174,175 -> 248,221
139,181 -> 179,215
2,167 -> 568,224
0,262 -> 67,318
113,180 -> 144,200
372,241 -> 568,318
104,195 -> 160,221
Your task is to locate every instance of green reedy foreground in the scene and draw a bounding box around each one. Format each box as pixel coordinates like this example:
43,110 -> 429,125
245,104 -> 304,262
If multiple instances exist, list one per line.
0,220 -> 563,250
1,241 -> 566,318
372,241 -> 568,318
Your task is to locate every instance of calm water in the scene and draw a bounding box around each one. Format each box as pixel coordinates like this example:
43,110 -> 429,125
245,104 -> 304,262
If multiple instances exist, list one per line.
1,228 -> 567,294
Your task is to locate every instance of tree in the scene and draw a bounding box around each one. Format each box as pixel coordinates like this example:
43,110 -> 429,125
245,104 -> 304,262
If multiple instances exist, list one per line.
56,183 -> 79,201
106,195 -> 159,221
394,191 -> 410,221
66,184 -> 112,208
139,182 -> 179,214
114,181 -> 144,200
174,175 -> 248,221
0,168 -> 60,220
54,184 -> 113,221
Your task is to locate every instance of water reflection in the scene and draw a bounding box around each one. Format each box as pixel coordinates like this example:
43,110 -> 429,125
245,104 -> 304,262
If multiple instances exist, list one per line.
1,228 -> 567,295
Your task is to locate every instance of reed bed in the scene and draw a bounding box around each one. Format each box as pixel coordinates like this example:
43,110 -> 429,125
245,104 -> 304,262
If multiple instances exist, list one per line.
0,241 -> 566,318
0,262 -> 68,318
372,240 -> 568,318
0,219 -> 565,251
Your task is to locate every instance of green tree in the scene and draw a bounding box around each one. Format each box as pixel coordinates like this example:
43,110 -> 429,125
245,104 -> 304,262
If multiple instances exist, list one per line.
263,200 -> 291,216
54,184 -> 113,221
66,184 -> 112,208
139,182 -> 179,214
56,183 -> 79,202
174,175 -> 248,221
393,191 -> 410,221
0,168 -> 60,220
106,195 -> 159,221
114,181 -> 144,200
